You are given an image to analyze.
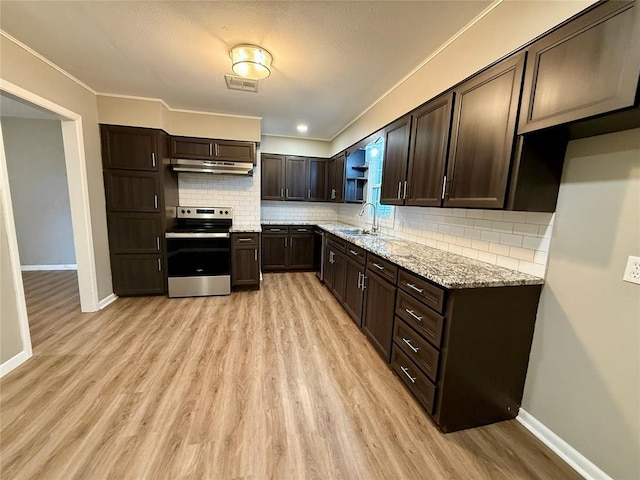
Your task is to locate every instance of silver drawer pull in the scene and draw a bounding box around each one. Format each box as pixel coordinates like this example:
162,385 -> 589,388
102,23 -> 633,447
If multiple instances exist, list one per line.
402,337 -> 419,353
270,228 -> 281,232
406,282 -> 424,294
400,366 -> 416,383
350,250 -> 359,256
405,309 -> 423,322
156,237 -> 160,251
254,249 -> 258,262
373,263 -> 385,271
238,238 -> 253,242
297,228 -> 308,232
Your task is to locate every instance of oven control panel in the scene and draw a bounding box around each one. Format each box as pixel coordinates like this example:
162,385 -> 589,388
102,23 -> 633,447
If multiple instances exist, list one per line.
177,206 -> 233,220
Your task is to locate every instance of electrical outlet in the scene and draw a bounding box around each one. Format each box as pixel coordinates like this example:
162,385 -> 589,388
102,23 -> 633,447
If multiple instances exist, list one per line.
623,256 -> 640,285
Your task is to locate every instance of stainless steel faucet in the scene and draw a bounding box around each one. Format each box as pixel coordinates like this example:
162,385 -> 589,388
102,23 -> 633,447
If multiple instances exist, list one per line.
359,202 -> 379,233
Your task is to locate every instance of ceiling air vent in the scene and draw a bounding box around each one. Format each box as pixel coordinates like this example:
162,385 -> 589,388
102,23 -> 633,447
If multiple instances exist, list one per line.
224,74 -> 258,93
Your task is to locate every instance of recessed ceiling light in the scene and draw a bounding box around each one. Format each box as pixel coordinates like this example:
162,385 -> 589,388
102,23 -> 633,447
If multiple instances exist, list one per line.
297,124 -> 308,133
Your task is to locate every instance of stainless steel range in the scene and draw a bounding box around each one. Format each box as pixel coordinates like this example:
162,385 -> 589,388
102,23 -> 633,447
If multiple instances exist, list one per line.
165,206 -> 232,297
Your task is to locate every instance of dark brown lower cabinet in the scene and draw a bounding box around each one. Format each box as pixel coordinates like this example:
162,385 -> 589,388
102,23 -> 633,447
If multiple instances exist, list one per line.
262,225 -> 315,271
107,213 -> 163,254
362,266 -> 397,362
110,254 -> 164,296
343,253 -> 366,326
261,233 -> 288,271
323,235 -> 347,303
231,233 -> 260,289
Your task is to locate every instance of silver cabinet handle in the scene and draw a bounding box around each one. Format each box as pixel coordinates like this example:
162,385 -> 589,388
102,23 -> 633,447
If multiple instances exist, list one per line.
209,143 -> 213,156
400,366 -> 416,383
280,188 -> 284,199
154,194 -> 158,209
402,337 -> 419,353
372,262 -> 385,271
406,283 -> 424,294
297,228 -> 308,232
442,175 -> 447,200
254,249 -> 258,262
308,189 -> 311,198
397,181 -> 402,199
286,188 -> 289,198
350,249 -> 359,256
157,258 -> 162,272
331,188 -> 336,200
238,238 -> 253,242
151,152 -> 156,167
270,228 -> 281,232
361,275 -> 367,290
405,308 -> 423,322
357,272 -> 363,289
284,238 -> 288,248
156,237 -> 160,251
403,180 -> 407,200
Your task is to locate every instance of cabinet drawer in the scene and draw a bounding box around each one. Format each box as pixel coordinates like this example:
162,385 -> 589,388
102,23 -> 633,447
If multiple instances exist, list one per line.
290,226 -> 313,234
346,242 -> 366,265
262,225 -> 289,234
233,233 -> 259,246
396,290 -> 444,349
326,234 -> 346,253
391,346 -> 437,415
394,319 -> 440,382
366,254 -> 398,284
398,270 -> 445,314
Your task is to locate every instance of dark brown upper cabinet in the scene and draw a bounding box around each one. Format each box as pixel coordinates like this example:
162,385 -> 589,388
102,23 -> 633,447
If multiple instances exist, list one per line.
380,115 -> 411,205
444,52 -> 525,209
101,125 -> 158,171
307,158 -> 328,202
327,152 -> 346,203
518,1 -> 640,136
171,136 -> 256,164
406,92 -> 454,207
261,154 -> 285,200
285,156 -> 307,201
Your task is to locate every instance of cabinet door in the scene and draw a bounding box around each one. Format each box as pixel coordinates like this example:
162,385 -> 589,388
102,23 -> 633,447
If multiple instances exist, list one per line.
214,140 -> 256,164
334,152 -> 345,203
107,213 -> 163,253
101,125 -> 158,171
307,158 -> 328,201
381,116 -> 411,205
332,250 -> 347,304
289,233 -> 314,269
343,257 -> 365,326
232,247 -> 260,287
171,136 -> 214,159
445,53 -> 525,209
362,270 -> 397,362
261,234 -> 288,271
518,1 -> 640,134
327,157 -> 337,200
104,170 -> 161,212
406,92 -> 454,207
111,254 -> 165,296
285,157 -> 307,201
324,241 -> 335,290
261,154 -> 285,200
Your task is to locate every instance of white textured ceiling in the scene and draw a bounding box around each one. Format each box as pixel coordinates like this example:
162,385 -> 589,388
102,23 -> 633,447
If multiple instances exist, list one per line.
0,1 -> 491,140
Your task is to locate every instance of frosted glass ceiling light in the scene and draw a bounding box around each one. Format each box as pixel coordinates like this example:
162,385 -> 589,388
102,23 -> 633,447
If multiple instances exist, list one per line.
230,44 -> 272,80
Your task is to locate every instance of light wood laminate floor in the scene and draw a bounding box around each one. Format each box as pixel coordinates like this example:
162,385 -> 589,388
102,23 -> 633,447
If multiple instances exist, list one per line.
1,271 -> 579,480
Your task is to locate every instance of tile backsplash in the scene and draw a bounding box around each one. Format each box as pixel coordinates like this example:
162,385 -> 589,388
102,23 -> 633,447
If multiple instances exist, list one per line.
261,201 -> 339,223
338,204 -> 554,278
178,172 -> 261,227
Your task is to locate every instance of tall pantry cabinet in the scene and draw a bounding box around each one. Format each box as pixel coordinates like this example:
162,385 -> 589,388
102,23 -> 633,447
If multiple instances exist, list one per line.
100,124 -> 178,296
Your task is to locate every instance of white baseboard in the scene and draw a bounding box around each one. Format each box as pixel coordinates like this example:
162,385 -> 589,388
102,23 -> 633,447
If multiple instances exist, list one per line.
0,350 -> 30,378
21,264 -> 77,271
98,293 -> 118,310
517,409 -> 612,480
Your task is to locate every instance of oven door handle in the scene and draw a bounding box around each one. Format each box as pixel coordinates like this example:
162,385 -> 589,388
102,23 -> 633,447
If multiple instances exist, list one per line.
165,232 -> 230,239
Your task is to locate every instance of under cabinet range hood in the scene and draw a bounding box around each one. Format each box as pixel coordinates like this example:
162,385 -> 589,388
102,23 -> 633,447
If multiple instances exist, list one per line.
170,158 -> 254,176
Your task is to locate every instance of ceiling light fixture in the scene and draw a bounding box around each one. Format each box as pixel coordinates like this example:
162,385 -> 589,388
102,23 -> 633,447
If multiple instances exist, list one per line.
229,44 -> 272,80
297,124 -> 308,133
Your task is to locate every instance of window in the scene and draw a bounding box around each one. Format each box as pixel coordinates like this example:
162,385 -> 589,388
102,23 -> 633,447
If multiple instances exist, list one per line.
364,137 -> 392,219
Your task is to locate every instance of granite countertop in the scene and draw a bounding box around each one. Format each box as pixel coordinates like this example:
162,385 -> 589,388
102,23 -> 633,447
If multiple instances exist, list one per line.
316,223 -> 544,290
261,221 -> 319,226
230,226 -> 262,233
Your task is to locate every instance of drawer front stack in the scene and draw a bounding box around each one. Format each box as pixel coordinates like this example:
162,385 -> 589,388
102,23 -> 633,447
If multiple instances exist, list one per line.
391,269 -> 446,414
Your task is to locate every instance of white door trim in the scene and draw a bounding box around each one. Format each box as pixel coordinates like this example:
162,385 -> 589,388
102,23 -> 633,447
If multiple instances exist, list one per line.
1,78 -> 100,315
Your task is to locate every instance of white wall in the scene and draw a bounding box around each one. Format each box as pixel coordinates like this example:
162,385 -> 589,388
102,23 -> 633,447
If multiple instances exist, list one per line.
2,117 -> 75,266
522,129 -> 640,480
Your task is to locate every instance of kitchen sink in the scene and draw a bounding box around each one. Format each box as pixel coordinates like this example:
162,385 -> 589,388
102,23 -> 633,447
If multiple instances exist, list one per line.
339,227 -> 376,236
